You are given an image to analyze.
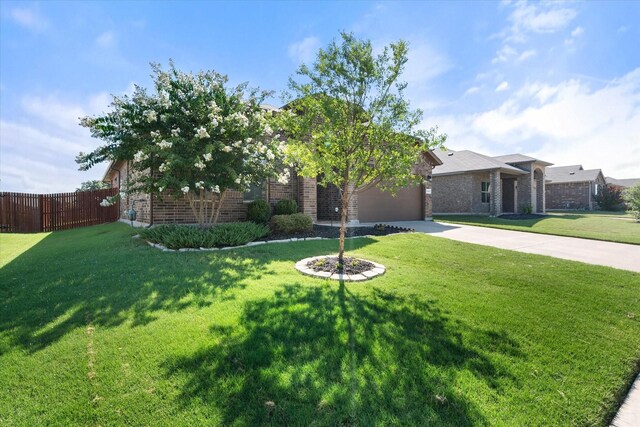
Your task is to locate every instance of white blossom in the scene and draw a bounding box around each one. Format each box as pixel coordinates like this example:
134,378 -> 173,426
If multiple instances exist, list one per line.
203,152 -> 213,162
234,177 -> 242,185
171,128 -> 181,137
195,126 -> 210,139
222,145 -> 232,153
181,186 -> 190,194
158,186 -> 165,192
211,185 -> 220,193
264,124 -> 273,136
133,150 -> 148,163
150,130 -> 161,139
143,110 -> 157,123
157,140 -> 172,149
159,162 -> 169,172
195,181 -> 205,189
277,168 -> 291,185
195,160 -> 206,170
266,150 -> 275,160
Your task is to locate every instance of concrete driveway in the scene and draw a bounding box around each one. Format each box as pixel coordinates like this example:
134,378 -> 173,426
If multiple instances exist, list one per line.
371,221 -> 640,273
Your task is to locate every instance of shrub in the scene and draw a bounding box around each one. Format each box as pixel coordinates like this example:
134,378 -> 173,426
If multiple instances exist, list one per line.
270,213 -> 313,234
247,199 -> 271,224
139,222 -> 269,249
210,222 -> 270,247
274,199 -> 298,215
624,183 -> 640,221
594,184 -> 624,211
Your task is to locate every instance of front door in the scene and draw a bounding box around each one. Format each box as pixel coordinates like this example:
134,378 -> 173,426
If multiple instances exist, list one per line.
502,179 -> 515,213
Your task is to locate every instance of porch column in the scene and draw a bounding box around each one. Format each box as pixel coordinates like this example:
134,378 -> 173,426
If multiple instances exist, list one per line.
490,170 -> 502,217
298,177 -> 317,222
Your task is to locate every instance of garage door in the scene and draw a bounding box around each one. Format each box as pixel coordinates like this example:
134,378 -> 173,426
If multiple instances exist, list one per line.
357,184 -> 423,222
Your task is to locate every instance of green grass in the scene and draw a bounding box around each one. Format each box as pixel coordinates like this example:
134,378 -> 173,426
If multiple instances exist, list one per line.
435,211 -> 640,245
1,223 -> 639,426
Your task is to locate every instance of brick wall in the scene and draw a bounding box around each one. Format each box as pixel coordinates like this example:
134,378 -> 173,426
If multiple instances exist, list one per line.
432,172 -> 491,214
546,182 -> 592,210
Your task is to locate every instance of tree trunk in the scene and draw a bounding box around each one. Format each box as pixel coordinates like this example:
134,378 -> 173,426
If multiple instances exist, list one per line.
338,178 -> 350,269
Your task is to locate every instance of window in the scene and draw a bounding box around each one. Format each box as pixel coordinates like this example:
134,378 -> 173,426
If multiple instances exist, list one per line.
481,181 -> 490,203
594,183 -> 599,195
243,182 -> 264,202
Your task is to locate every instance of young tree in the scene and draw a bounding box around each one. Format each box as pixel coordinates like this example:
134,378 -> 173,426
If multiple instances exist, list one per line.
76,180 -> 110,192
277,32 -> 445,265
77,62 -> 287,226
624,183 -> 640,221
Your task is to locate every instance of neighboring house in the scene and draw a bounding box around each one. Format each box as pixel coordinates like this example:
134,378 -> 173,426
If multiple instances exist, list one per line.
606,177 -> 640,189
432,149 -> 552,216
103,143 -> 442,226
545,165 -> 606,210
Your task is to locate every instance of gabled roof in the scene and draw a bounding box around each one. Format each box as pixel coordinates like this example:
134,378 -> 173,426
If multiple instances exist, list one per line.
493,153 -> 553,166
606,177 -> 640,188
432,149 -> 527,176
547,165 -> 603,184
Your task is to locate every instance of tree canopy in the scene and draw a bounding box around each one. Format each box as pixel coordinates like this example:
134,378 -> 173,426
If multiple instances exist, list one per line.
77,61 -> 286,225
277,32 -> 445,263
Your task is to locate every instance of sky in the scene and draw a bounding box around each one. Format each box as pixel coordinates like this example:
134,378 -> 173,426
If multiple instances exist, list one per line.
1,0 -> 639,193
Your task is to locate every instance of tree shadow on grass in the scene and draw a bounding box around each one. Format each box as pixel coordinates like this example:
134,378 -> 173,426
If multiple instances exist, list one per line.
0,224 -> 374,355
164,282 -> 523,426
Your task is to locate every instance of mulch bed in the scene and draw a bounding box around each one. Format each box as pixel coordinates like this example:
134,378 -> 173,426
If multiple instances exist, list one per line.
306,256 -> 375,275
265,224 -> 414,241
498,214 -> 547,220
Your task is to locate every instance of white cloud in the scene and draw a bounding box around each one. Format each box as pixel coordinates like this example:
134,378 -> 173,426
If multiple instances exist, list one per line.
465,86 -> 481,96
571,26 -> 584,38
517,49 -> 536,62
0,93 -> 116,193
96,31 -> 116,49
402,40 -> 452,84
496,81 -> 510,92
288,36 -> 321,64
507,2 -> 577,41
425,69 -> 640,179
492,45 -> 517,63
9,7 -> 48,32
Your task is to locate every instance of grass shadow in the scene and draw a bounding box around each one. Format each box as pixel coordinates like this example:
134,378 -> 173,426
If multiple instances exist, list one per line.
164,282 -> 523,425
0,223 -> 375,354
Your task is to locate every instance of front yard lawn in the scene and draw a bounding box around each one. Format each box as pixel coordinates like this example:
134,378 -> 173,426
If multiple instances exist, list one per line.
435,211 -> 640,245
1,223 -> 639,426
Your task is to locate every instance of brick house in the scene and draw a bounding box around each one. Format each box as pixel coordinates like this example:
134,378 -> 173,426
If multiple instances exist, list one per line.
545,165 -> 606,210
103,151 -> 442,225
432,149 -> 552,216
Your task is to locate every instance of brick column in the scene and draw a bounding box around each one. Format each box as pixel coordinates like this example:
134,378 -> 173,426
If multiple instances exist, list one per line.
347,185 -> 358,223
423,162 -> 434,220
490,170 -> 502,217
298,177 -> 317,221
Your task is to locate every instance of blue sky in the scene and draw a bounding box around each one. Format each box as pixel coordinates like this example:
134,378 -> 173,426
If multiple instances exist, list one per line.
1,0 -> 639,192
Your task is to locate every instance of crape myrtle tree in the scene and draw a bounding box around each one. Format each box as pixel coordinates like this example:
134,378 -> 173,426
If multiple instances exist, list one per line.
77,61 -> 288,226
76,180 -> 110,192
277,32 -> 446,265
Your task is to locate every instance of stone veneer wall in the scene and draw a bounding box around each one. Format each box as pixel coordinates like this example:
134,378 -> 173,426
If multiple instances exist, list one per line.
432,172 -> 491,214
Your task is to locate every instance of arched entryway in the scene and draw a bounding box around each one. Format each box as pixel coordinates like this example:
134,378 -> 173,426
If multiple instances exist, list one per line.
533,168 -> 544,213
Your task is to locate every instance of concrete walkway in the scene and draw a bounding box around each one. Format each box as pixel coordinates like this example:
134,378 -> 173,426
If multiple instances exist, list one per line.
370,221 -> 640,273
611,375 -> 640,427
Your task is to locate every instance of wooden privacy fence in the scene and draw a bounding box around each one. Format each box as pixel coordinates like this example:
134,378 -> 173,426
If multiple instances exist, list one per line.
0,188 -> 120,233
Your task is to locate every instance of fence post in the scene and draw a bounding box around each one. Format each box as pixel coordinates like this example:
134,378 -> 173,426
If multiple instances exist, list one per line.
38,194 -> 44,232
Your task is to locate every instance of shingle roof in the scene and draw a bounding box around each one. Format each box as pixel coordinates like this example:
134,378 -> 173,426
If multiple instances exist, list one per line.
606,177 -> 640,188
432,149 -> 527,176
546,165 -> 602,183
493,153 -> 553,166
